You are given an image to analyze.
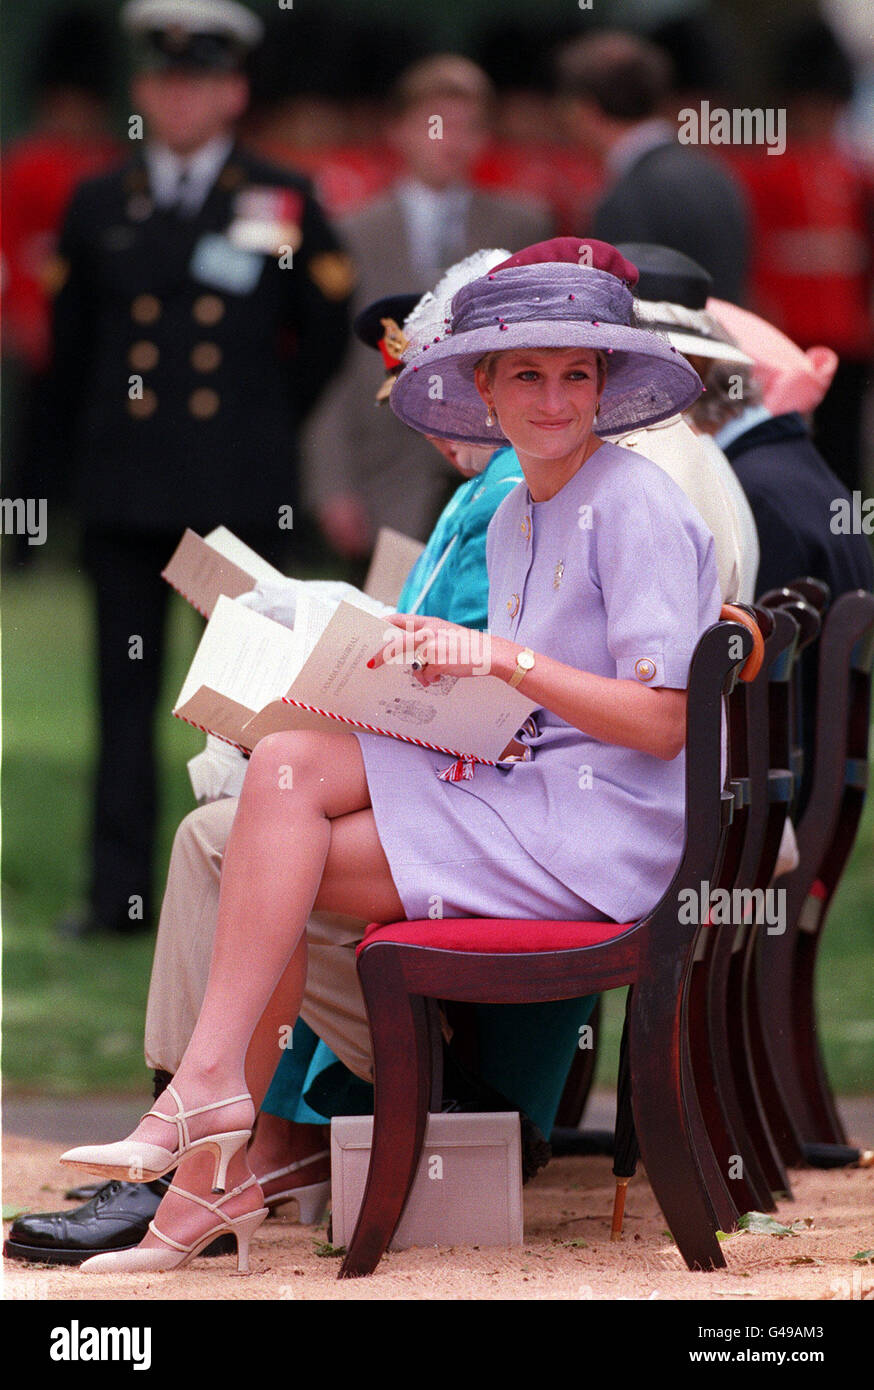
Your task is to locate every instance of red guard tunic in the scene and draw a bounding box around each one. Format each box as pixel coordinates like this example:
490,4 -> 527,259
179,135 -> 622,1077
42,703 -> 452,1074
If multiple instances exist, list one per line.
727,140 -> 874,359
2,131 -> 120,370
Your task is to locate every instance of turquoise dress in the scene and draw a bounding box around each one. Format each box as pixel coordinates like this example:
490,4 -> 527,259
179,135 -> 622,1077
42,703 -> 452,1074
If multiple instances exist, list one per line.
262,446 -> 598,1137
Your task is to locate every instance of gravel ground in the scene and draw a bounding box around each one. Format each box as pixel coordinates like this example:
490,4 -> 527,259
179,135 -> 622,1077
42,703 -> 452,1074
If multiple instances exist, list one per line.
3,1094 -> 873,1302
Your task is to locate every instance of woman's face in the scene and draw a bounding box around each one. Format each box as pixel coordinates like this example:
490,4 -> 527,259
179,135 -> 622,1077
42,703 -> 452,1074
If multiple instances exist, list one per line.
475,348 -> 604,461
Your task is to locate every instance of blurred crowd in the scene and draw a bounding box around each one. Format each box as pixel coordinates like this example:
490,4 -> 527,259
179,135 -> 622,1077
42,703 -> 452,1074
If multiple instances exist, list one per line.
3,3 -> 873,548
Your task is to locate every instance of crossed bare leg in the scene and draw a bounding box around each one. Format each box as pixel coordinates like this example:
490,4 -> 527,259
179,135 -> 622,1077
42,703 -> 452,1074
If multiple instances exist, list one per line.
69,731 -> 404,1260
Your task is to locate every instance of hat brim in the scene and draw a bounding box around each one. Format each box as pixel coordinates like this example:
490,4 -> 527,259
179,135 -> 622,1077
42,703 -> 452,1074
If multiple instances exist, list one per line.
653,327 -> 753,366
390,320 -> 703,446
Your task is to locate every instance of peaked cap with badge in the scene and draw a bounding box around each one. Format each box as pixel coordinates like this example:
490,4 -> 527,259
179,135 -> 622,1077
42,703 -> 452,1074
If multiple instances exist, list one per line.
122,0 -> 263,70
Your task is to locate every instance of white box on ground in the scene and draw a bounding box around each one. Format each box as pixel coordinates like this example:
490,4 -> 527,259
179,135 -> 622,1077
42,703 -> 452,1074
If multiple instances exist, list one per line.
330,1112 -> 524,1251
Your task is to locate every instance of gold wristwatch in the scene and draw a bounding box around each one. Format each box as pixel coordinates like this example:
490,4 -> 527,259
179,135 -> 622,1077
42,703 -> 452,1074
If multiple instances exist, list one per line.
508,647 -> 536,688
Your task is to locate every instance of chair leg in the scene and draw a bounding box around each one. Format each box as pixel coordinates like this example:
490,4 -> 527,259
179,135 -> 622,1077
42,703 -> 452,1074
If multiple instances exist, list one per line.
681,1012 -> 738,1235
707,939 -> 776,1211
688,954 -> 764,1214
629,989 -> 726,1271
339,954 -> 434,1279
730,936 -> 791,1194
553,997 -> 601,1128
791,931 -> 847,1145
757,917 -> 820,1146
746,935 -> 804,1166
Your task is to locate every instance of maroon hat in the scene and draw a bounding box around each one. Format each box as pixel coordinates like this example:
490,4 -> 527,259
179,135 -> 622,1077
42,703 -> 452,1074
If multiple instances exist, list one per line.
493,237 -> 639,287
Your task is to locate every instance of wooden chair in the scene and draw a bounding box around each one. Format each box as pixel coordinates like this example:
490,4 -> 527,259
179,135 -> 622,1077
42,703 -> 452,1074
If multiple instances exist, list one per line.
760,589 -> 874,1147
686,605 -> 778,1216
746,587 -> 822,1168
728,604 -> 800,1187
338,615 -> 757,1278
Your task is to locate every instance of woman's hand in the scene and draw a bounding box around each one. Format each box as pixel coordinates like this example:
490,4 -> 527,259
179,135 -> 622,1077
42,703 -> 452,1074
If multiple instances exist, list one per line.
366,613 -> 510,687
366,615 -> 686,760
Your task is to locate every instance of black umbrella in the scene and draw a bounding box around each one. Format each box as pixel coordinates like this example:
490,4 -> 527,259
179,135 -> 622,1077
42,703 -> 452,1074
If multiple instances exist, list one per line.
610,994 -> 640,1240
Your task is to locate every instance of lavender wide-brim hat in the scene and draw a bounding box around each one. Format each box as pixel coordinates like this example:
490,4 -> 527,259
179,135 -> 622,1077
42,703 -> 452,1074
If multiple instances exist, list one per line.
390,262 -> 703,446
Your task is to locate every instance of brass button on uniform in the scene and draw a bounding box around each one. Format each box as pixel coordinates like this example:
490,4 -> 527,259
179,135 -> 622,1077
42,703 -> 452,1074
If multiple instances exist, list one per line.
131,294 -> 161,325
193,294 -> 225,326
191,342 -> 222,373
128,340 -> 159,372
507,593 -> 520,619
189,388 -> 220,419
127,388 -> 158,419
634,658 -> 656,682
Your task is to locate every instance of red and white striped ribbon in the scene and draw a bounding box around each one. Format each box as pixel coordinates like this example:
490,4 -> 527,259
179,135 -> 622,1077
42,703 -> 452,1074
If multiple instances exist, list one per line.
279,695 -> 496,766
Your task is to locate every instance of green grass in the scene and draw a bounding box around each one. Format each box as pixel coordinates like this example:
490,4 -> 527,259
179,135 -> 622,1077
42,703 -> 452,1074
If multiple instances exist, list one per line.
2,563 -> 873,1096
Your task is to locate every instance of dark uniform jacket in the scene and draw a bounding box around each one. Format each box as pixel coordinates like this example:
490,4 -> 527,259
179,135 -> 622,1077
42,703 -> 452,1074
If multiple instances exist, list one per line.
724,413 -> 874,601
51,144 -> 352,534
724,411 -> 874,810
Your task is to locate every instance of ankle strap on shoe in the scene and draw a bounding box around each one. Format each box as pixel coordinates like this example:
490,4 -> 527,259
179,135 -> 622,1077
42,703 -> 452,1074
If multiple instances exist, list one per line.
146,1175 -> 260,1255
142,1084 -> 251,1149
176,1173 -> 259,1212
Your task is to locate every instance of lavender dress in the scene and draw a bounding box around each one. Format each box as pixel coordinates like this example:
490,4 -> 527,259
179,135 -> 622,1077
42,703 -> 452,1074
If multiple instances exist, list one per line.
353,441 -> 721,925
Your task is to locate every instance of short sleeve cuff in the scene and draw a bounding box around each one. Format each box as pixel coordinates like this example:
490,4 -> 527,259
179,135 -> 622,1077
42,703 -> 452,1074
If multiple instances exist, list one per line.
616,651 -> 693,688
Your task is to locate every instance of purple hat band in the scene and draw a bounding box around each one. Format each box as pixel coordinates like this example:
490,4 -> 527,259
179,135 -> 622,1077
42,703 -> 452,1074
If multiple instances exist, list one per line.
390,262 -> 703,446
451,263 -> 634,336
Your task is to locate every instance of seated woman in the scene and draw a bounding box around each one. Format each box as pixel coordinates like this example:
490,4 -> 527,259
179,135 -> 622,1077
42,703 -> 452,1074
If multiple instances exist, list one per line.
62,254 -> 717,1274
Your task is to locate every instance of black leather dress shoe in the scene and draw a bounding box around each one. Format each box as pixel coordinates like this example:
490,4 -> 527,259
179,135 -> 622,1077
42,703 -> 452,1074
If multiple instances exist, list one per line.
63,1182 -> 105,1202
3,1179 -> 234,1264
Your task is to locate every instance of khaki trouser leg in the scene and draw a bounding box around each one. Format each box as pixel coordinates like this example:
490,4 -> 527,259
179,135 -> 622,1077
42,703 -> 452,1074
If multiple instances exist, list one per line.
143,798 -> 374,1083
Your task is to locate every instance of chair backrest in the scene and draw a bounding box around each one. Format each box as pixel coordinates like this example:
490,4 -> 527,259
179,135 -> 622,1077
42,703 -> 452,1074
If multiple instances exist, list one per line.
792,589 -> 874,902
758,586 -> 821,801
647,616 -> 755,965
701,606 -> 766,898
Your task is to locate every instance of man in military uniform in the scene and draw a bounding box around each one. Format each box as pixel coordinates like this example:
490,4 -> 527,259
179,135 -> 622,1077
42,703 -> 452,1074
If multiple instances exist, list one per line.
51,0 -> 352,937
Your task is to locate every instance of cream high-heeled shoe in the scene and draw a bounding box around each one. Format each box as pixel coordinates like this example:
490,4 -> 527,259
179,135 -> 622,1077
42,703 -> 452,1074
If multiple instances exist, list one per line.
79,1176 -> 268,1274
60,1084 -> 254,1194
259,1150 -> 331,1223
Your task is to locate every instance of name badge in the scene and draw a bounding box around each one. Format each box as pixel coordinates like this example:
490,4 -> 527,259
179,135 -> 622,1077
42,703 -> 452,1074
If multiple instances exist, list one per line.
189,234 -> 263,295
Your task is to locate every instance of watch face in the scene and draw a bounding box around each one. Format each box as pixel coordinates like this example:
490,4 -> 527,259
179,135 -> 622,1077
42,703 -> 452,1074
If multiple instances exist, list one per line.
519,650 -> 535,670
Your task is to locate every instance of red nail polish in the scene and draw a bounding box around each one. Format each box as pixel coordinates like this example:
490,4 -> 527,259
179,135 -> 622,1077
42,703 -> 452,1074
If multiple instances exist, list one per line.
366,658 -> 375,668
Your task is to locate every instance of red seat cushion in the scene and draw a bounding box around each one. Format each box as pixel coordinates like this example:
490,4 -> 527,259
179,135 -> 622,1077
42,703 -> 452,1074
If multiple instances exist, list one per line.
357,918 -> 633,956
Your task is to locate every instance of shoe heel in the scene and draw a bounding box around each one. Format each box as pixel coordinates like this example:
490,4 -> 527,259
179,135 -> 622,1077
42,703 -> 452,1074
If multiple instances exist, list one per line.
233,1208 -> 268,1274
292,1180 -> 331,1224
209,1131 -> 251,1194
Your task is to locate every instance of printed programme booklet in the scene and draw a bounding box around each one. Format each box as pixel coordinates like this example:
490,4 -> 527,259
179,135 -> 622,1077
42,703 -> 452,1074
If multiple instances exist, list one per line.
163,524 -> 424,617
173,591 -> 536,763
